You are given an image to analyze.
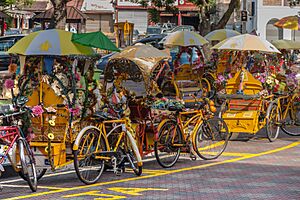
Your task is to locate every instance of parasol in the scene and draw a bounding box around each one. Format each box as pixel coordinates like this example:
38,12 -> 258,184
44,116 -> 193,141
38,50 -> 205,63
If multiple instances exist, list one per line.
7,29 -> 94,56
163,31 -> 208,47
72,31 -> 120,52
205,29 -> 241,41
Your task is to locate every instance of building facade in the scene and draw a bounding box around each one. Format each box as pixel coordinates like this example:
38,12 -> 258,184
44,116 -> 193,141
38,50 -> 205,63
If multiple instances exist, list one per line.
249,0 -> 300,41
116,0 -> 148,34
81,0 -> 114,34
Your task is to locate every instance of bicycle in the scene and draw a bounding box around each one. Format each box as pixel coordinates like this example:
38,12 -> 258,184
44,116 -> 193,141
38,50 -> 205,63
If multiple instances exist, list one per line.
266,92 -> 300,141
0,96 -> 37,192
154,96 -> 230,168
73,105 -> 142,184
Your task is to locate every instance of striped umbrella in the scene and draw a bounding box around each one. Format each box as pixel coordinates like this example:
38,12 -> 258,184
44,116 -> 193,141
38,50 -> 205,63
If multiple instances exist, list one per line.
212,34 -> 281,53
8,29 -> 94,56
205,29 -> 241,41
163,31 -> 208,47
274,16 -> 300,30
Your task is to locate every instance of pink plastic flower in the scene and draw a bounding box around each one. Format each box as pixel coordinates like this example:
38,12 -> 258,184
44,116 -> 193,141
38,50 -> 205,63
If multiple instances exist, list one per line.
4,79 -> 14,89
32,105 -> 44,117
217,74 -> 225,83
69,106 -> 80,116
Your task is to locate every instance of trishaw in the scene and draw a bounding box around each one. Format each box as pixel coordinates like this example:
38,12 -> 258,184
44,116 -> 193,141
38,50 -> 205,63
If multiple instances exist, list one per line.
104,44 -> 171,157
161,31 -> 214,102
219,68 -> 275,139
6,29 -> 106,183
214,34 -> 286,141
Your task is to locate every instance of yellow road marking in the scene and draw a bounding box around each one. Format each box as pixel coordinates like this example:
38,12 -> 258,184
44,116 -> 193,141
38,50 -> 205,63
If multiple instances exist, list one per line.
5,140 -> 300,200
108,187 -> 168,196
62,191 -> 126,199
200,152 -> 257,157
197,141 -> 225,151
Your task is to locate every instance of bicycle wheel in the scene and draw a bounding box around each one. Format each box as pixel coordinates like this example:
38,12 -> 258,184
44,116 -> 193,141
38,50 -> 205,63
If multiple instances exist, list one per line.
73,127 -> 106,184
193,117 -> 230,160
154,120 -> 181,168
266,103 -> 280,142
201,78 -> 213,99
19,168 -> 47,181
203,74 -> 216,99
125,131 -> 142,176
18,138 -> 37,192
281,101 -> 300,136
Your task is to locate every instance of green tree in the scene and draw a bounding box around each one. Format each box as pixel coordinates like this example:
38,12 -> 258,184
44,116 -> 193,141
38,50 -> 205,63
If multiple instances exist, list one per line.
0,0 -> 33,8
137,0 -> 240,35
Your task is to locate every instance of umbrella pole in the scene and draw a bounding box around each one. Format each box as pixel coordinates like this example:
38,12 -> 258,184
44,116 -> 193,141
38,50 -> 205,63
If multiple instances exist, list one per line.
39,57 -> 43,127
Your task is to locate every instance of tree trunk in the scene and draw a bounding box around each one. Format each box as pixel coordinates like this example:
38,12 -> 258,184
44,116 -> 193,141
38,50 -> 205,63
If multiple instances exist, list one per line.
215,0 -> 239,30
48,0 -> 68,29
198,4 -> 211,36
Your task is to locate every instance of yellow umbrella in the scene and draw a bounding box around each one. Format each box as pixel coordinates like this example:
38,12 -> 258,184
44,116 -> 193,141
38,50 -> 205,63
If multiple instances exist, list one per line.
271,39 -> 300,50
274,16 -> 300,30
163,31 -> 208,47
8,29 -> 94,55
212,34 -> 281,53
205,29 -> 241,41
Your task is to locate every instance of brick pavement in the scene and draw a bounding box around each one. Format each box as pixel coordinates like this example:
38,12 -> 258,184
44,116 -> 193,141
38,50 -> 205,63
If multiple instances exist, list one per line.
0,135 -> 300,200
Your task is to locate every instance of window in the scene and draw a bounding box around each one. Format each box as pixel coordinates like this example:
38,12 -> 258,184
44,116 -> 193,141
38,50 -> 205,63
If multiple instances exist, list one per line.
0,40 -> 15,52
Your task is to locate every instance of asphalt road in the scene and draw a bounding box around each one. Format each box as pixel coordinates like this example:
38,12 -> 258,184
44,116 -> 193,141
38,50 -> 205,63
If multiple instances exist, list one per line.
0,129 -> 300,200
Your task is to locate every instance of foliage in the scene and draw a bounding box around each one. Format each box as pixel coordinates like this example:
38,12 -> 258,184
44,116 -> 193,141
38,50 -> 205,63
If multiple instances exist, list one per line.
148,8 -> 160,23
0,0 -> 33,7
133,0 -> 240,35
289,0 -> 300,6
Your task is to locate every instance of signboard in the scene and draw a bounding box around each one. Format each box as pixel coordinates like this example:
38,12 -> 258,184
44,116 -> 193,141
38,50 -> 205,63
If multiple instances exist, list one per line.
81,0 -> 113,12
124,21 -> 130,36
177,0 -> 195,6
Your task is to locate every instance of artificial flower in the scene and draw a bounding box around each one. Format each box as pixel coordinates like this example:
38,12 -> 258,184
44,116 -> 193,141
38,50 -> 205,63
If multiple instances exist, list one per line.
45,106 -> 57,113
4,79 -> 14,89
8,63 -> 17,74
69,106 -> 80,116
32,105 -> 44,117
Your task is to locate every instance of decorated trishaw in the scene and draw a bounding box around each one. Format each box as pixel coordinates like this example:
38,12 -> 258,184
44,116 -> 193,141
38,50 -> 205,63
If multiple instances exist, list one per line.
6,29 -> 120,184
214,34 -> 299,141
160,31 -> 215,101
104,44 -> 170,157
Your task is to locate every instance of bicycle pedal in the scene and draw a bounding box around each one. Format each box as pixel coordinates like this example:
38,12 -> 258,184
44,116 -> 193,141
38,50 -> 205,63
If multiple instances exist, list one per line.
190,155 -> 197,161
115,168 -> 123,176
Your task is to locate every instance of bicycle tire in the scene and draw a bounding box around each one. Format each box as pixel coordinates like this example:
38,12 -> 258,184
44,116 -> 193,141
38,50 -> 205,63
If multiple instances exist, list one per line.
193,117 -> 230,160
19,168 -> 47,181
73,127 -> 106,184
18,138 -> 37,192
281,101 -> 300,136
203,74 -> 216,99
266,103 -> 280,142
201,78 -> 213,99
154,120 -> 181,168
125,131 -> 142,176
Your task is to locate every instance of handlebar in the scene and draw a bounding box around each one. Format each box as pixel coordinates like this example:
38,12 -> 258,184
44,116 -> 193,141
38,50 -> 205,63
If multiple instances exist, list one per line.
0,110 -> 27,119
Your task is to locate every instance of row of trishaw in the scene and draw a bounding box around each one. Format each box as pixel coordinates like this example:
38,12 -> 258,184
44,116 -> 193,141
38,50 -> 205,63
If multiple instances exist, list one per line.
0,29 -> 299,192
